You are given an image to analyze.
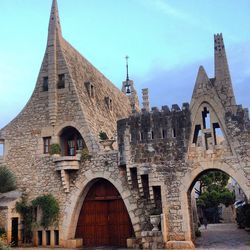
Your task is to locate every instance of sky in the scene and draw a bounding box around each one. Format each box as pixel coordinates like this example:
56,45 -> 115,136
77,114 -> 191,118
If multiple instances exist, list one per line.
0,0 -> 250,129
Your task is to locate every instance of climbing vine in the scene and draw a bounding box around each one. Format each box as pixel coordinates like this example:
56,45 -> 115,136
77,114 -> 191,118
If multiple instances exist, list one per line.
16,194 -> 60,242
32,194 -> 59,229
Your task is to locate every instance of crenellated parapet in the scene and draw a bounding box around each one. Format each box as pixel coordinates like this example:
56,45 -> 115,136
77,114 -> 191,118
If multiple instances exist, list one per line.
117,103 -> 191,165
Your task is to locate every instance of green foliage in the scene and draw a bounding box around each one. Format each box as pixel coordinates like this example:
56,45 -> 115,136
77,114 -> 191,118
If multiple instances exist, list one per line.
16,197 -> 33,243
0,166 -> 16,193
236,204 -> 250,228
0,239 -> 10,250
99,131 -> 108,141
81,147 -> 91,161
32,194 -> 59,229
195,228 -> 201,237
0,229 -> 5,237
198,170 -> 229,195
196,170 -> 234,210
49,143 -> 61,155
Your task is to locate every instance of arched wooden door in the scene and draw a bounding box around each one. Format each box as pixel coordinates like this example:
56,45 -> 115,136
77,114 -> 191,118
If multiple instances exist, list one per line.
75,179 -> 134,247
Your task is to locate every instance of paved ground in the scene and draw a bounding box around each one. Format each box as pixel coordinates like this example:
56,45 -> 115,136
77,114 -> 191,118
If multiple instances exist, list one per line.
195,223 -> 250,250
12,223 -> 250,250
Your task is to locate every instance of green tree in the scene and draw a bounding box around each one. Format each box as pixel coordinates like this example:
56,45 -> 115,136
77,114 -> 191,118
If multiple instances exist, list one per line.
0,166 -> 16,193
196,170 -> 235,209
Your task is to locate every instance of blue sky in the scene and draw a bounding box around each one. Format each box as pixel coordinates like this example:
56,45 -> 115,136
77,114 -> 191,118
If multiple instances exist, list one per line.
0,0 -> 250,128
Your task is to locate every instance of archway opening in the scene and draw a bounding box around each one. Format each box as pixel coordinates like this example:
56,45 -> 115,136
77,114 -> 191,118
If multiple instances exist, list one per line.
59,126 -> 86,156
75,178 -> 135,247
187,169 -> 249,247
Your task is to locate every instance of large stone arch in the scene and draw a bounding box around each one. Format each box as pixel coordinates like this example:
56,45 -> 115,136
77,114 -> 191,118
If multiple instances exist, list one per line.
60,169 -> 140,244
179,160 -> 250,241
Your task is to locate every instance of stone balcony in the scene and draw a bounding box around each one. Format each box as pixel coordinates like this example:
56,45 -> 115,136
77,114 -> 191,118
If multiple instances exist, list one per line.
53,154 -> 81,193
53,155 -> 81,171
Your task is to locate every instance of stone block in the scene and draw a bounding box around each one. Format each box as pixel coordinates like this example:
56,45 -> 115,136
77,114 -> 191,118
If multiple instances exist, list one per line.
64,238 -> 83,248
166,240 -> 195,249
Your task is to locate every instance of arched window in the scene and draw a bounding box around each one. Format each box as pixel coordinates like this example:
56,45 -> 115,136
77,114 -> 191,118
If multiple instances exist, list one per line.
59,127 -> 86,156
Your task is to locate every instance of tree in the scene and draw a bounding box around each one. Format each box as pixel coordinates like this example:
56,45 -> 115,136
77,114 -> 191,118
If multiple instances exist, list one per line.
196,170 -> 235,223
0,166 -> 16,193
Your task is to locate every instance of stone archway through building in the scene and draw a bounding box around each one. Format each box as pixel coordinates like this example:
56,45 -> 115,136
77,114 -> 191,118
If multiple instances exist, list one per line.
75,178 -> 135,247
183,167 -> 249,247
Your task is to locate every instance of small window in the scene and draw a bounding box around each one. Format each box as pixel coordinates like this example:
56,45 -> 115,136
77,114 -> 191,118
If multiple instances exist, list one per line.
105,97 -> 113,111
43,137 -> 51,154
54,230 -> 59,246
57,74 -> 65,89
43,77 -> 48,91
140,132 -> 144,141
37,231 -> 43,246
46,230 -> 51,246
161,129 -> 166,139
151,131 -> 154,140
84,81 -> 95,98
0,142 -> 4,158
172,128 -> 176,138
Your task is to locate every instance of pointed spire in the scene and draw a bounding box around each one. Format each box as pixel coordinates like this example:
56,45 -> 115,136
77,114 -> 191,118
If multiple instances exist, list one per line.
47,0 -> 62,46
191,66 -> 211,100
214,33 -> 236,107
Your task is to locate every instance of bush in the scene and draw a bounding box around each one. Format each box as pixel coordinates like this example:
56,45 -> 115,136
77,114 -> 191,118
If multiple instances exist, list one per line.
49,144 -> 61,155
236,204 -> 250,228
0,166 -> 16,193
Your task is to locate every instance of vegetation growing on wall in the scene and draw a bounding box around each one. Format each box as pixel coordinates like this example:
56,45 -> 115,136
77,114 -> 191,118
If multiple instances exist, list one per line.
15,194 -> 60,243
32,194 -> 59,229
0,166 -> 16,193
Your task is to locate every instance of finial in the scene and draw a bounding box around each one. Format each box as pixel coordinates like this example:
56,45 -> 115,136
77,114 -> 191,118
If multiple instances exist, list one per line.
125,55 -> 129,81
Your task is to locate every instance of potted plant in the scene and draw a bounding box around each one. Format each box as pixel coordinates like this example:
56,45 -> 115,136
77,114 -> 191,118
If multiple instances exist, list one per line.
99,131 -> 115,150
150,208 -> 161,232
99,131 -> 109,141
49,143 -> 61,156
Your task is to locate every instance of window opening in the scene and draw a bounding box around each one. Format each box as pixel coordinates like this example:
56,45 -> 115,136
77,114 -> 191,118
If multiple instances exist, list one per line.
140,132 -> 144,141
130,168 -> 138,189
151,131 -> 154,140
213,123 -> 224,145
54,230 -> 59,246
43,137 -> 51,154
57,74 -> 65,89
202,107 -> 210,129
60,127 -> 85,156
141,174 -> 150,199
172,128 -> 176,138
46,231 -> 51,246
105,97 -> 113,111
37,231 -> 42,246
204,132 -> 212,150
0,141 -> 4,157
192,125 -> 201,144
153,186 -> 162,213
161,129 -> 166,139
42,77 -> 48,91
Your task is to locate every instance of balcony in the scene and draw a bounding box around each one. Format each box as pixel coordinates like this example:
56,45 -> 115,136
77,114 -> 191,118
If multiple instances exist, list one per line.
53,155 -> 81,171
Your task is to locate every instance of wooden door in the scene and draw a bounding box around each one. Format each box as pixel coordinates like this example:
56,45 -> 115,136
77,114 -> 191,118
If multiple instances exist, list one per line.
75,179 -> 134,247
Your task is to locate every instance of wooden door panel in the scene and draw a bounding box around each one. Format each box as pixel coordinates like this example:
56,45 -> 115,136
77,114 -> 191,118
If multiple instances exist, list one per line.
75,179 -> 134,247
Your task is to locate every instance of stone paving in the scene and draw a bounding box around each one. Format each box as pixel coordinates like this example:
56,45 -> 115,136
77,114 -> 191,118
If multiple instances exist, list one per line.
195,223 -> 250,250
12,223 -> 250,250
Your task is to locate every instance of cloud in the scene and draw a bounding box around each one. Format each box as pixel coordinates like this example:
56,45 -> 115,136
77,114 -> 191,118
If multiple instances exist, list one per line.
135,41 -> 250,111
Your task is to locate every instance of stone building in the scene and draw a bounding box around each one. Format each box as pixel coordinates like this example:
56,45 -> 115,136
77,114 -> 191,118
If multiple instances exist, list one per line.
0,0 -> 249,249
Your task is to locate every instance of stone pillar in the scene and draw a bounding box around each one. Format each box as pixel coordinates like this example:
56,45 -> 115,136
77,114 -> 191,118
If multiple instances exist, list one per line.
142,88 -> 150,112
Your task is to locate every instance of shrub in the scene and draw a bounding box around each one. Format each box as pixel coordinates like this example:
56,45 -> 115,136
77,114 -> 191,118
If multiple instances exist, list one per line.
49,144 -> 61,155
0,166 -> 16,193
